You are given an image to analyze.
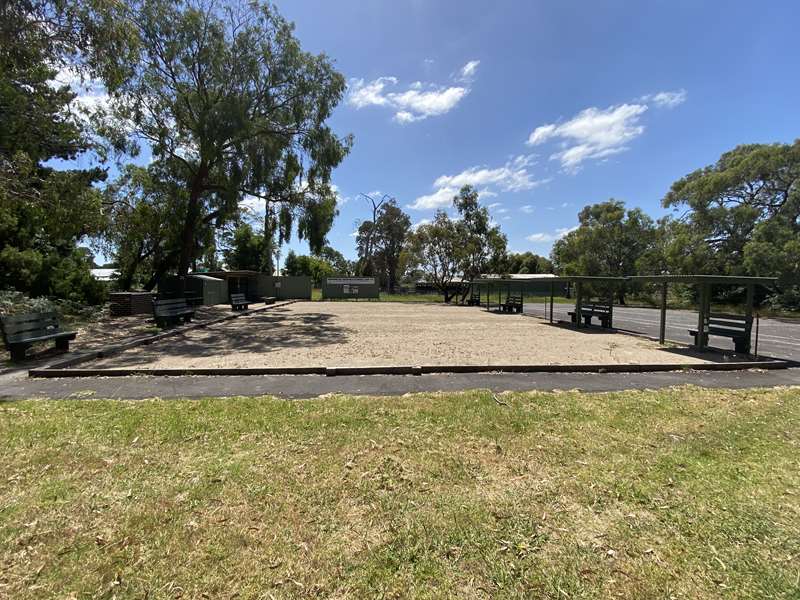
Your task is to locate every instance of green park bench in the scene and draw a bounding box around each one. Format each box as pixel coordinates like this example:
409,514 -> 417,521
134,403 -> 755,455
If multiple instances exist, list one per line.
1,312 -> 77,361
502,293 -> 524,313
569,303 -> 613,328
153,298 -> 195,328
689,313 -> 752,353
467,289 -> 481,306
230,293 -> 249,311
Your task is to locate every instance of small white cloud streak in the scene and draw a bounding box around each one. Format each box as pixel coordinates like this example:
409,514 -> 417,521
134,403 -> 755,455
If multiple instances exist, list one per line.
459,60 -> 480,81
347,60 -> 478,123
526,225 -> 578,243
641,89 -> 687,108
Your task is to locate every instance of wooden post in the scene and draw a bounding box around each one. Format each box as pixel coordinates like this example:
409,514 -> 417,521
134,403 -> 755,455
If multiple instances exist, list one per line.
549,281 -> 554,323
574,281 -> 583,327
659,281 -> 668,344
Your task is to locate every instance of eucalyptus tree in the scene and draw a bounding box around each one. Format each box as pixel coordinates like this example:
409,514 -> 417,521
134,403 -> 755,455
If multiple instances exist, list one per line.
0,0 -> 132,302
453,185 -> 507,302
662,141 -> 800,307
97,0 -> 352,276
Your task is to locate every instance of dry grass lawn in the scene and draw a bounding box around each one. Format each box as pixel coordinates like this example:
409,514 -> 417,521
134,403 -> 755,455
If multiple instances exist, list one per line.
1,386 -> 799,598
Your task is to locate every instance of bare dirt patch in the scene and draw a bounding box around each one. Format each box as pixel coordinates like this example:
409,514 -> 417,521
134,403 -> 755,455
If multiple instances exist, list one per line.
83,302 -> 715,369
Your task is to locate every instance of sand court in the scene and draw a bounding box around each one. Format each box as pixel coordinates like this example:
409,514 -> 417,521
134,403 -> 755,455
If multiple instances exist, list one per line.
78,302 -> 721,370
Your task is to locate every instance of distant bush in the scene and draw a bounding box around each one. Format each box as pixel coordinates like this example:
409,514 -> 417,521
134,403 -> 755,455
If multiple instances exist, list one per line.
0,290 -> 104,321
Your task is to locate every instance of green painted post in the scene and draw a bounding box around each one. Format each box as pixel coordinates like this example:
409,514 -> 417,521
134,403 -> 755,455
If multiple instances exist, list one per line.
695,282 -> 710,349
574,281 -> 583,327
745,283 -> 755,353
659,282 -> 668,344
549,281 -> 554,323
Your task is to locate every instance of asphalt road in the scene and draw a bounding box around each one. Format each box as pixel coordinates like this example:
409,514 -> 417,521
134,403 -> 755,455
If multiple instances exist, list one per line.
524,303 -> 800,361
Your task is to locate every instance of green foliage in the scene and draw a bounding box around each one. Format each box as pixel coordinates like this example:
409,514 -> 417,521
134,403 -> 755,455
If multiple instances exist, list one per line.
282,250 -> 335,285
662,141 -> 800,308
408,211 -> 466,303
356,199 -> 411,291
97,0 -> 352,276
505,252 -> 552,275
453,186 -> 508,293
223,224 -> 266,272
552,200 -> 654,302
317,246 -> 354,276
408,186 -> 508,302
0,0 -> 115,305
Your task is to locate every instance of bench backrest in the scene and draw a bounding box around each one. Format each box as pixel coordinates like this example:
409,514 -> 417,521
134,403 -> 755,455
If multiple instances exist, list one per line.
230,293 -> 247,304
582,303 -> 612,313
154,298 -> 189,316
708,313 -> 751,332
0,312 -> 61,344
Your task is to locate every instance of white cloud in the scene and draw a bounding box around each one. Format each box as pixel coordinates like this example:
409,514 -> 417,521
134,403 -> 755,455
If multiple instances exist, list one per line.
526,225 -> 578,244
526,90 -> 687,170
408,186 -> 459,211
641,89 -> 687,108
487,202 -> 503,210
527,103 -> 648,170
458,60 -> 480,81
51,66 -> 110,118
347,76 -> 397,109
239,194 -> 264,215
411,218 -> 432,231
347,60 -> 478,123
433,155 -> 542,193
330,184 -> 351,206
520,205 -> 535,214
409,155 -> 550,210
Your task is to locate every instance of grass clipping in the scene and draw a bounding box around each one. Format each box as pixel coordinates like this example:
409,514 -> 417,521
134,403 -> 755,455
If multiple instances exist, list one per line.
1,386 -> 799,598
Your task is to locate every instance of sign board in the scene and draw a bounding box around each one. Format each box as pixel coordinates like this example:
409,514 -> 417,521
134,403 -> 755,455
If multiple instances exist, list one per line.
327,277 -> 375,285
322,276 -> 379,300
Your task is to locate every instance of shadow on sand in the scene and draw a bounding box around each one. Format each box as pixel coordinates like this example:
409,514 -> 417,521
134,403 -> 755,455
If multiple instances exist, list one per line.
87,307 -> 350,368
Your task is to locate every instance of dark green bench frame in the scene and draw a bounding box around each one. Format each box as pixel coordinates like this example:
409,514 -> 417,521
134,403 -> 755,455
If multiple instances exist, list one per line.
569,303 -> 613,328
467,290 -> 481,306
689,313 -> 752,354
230,293 -> 249,311
501,293 -> 524,313
153,298 -> 195,328
1,312 -> 77,361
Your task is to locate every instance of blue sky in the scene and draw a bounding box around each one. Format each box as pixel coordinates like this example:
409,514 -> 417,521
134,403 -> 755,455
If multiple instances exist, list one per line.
271,0 -> 800,262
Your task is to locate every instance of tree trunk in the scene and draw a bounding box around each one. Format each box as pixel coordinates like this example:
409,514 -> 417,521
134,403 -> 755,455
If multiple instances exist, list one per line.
178,164 -> 208,276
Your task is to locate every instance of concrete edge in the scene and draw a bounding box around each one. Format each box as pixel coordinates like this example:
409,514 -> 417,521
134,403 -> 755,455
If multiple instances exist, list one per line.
28,359 -> 791,378
28,300 -> 297,375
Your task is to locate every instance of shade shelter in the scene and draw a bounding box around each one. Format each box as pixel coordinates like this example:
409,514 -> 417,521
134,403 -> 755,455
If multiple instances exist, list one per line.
626,275 -> 777,352
470,274 -> 777,355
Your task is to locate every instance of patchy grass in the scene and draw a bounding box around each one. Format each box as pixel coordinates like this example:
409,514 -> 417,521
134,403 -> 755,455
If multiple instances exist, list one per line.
1,387 -> 798,598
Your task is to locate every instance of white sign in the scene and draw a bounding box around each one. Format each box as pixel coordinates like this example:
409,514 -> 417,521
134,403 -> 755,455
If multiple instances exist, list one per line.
327,277 -> 375,285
